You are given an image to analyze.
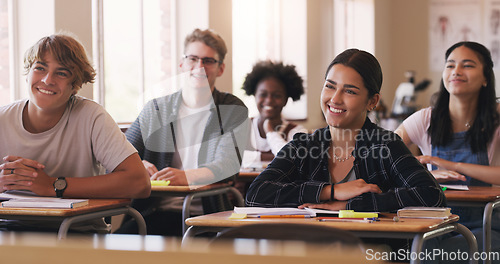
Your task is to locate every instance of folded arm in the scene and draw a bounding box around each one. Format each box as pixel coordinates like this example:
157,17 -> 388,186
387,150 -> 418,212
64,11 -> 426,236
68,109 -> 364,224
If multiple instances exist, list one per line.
1,154 -> 151,198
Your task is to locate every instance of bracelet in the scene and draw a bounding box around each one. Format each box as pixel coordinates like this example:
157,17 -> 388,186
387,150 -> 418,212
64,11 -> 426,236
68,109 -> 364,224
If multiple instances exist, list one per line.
330,184 -> 335,201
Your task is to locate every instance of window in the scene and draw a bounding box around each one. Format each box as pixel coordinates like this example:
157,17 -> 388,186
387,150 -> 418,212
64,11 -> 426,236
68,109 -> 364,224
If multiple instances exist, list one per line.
333,0 -> 374,55
0,0 -> 10,106
232,0 -> 307,120
94,0 -> 175,123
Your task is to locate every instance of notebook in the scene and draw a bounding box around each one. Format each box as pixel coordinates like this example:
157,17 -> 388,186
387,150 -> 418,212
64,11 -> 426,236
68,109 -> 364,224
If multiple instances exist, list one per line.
0,190 -> 88,209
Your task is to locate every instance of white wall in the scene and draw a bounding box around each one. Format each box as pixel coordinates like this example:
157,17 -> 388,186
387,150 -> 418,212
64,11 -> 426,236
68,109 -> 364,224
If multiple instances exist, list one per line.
15,0 -> 93,99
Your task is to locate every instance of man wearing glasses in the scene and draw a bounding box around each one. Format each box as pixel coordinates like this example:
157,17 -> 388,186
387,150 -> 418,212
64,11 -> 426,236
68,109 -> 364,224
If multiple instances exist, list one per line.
117,28 -> 249,236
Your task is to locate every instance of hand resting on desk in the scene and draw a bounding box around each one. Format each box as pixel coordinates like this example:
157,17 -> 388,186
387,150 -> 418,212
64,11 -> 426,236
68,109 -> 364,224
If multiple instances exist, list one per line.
298,179 -> 382,211
416,155 -> 467,183
145,160 -> 219,186
150,167 -> 188,186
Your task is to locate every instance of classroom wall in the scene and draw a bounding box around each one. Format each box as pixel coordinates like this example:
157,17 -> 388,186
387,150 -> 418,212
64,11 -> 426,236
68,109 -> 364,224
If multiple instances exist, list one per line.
375,0 -> 435,119
299,0 -> 434,131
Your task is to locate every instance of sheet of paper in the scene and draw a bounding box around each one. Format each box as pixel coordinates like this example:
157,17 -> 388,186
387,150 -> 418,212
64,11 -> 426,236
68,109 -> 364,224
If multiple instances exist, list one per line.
233,206 -> 315,216
440,184 -> 469,191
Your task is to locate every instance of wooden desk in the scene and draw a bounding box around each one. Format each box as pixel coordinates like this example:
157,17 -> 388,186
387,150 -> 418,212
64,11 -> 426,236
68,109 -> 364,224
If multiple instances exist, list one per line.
0,199 -> 146,239
237,170 -> 260,182
150,183 -> 244,234
184,211 -> 478,264
239,162 -> 267,182
445,186 -> 500,264
0,232 -> 375,264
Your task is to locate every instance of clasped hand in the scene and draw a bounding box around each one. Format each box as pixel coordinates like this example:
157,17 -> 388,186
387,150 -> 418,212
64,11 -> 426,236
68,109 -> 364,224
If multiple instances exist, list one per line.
0,155 -> 53,195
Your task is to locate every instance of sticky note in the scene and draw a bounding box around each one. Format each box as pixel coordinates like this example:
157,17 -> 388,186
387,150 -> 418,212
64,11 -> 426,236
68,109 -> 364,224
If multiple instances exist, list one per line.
229,213 -> 247,219
339,210 -> 378,218
151,180 -> 171,186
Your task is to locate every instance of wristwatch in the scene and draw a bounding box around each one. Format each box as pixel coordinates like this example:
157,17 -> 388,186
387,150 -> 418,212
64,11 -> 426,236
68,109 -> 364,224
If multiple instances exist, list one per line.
53,177 -> 67,198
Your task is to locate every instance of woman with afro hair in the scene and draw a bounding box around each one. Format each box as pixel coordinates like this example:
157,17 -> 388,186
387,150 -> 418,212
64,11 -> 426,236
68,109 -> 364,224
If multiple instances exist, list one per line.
242,60 -> 307,161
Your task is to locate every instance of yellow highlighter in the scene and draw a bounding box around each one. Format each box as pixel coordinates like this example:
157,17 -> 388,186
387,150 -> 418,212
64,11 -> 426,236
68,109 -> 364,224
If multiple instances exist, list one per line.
339,210 -> 378,219
151,180 -> 171,186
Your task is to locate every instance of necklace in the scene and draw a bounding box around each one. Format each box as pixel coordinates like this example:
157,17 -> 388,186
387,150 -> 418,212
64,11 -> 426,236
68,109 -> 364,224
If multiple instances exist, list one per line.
333,152 -> 353,162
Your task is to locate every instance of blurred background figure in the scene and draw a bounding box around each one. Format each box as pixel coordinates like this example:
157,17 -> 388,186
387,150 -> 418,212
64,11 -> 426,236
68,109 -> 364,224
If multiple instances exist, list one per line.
241,60 -> 307,163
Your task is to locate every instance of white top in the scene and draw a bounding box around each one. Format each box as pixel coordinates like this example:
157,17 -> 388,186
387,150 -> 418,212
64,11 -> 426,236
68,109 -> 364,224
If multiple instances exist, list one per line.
402,107 -> 500,167
249,117 -> 307,155
0,96 -> 137,179
176,101 -> 211,170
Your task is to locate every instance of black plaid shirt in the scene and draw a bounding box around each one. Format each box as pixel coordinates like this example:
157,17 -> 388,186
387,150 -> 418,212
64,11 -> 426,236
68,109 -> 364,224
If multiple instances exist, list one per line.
246,118 -> 446,212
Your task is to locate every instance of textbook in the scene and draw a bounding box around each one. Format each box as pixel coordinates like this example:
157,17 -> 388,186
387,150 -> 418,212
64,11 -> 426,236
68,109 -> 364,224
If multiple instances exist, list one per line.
0,190 -> 88,209
1,198 -> 89,209
397,207 -> 452,219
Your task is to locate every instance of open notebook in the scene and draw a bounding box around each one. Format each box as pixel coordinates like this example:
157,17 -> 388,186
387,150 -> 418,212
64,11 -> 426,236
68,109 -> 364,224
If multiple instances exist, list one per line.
233,206 -> 339,217
0,190 -> 88,209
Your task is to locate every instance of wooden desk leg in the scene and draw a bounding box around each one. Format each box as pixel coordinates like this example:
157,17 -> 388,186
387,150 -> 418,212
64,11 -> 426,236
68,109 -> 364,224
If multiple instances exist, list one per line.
483,200 -> 500,264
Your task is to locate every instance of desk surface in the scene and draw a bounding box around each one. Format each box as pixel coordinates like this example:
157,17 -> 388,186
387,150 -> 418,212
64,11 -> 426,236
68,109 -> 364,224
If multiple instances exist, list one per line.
445,186 -> 500,202
0,199 -> 131,217
0,232 -> 374,264
186,211 -> 459,233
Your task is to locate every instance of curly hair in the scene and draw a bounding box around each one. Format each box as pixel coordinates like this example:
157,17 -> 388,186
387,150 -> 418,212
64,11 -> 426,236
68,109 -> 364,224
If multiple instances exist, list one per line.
242,60 -> 304,101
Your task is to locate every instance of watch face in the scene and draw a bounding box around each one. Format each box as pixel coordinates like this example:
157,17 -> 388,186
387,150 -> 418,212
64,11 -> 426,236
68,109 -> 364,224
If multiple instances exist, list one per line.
54,178 -> 67,190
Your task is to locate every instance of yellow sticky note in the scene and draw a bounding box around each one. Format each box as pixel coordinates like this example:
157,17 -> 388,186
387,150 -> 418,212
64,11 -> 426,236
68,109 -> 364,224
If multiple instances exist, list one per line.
151,180 -> 171,186
229,213 -> 247,219
339,210 -> 378,218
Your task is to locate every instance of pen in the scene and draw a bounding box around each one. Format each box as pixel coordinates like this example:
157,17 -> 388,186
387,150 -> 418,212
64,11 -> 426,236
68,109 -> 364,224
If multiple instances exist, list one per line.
257,215 -> 312,218
317,217 -> 374,223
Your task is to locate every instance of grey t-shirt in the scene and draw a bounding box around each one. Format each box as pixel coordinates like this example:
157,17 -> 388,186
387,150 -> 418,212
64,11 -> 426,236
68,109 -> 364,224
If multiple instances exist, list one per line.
0,96 -> 136,178
0,96 -> 137,231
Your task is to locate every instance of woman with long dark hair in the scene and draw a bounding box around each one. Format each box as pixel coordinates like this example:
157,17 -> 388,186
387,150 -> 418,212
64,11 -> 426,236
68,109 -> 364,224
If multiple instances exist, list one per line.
397,41 -> 500,261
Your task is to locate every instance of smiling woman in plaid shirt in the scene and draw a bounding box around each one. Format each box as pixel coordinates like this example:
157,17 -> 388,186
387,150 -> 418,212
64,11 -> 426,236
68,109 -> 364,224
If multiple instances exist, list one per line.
245,49 -> 445,212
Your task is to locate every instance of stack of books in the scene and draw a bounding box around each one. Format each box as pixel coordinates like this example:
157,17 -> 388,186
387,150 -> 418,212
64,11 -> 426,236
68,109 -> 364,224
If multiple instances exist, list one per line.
397,207 -> 452,219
